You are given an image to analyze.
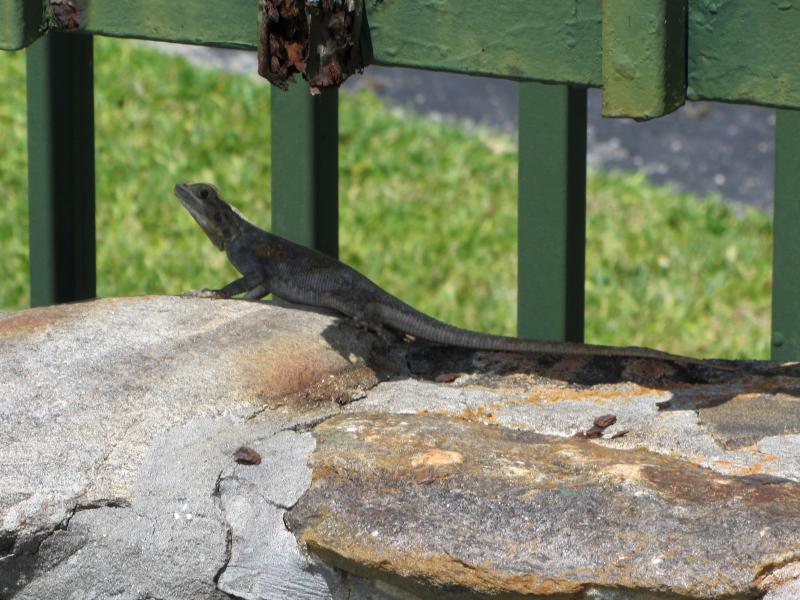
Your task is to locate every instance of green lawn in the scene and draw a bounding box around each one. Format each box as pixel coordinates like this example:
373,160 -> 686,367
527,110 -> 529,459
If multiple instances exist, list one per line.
0,38 -> 773,359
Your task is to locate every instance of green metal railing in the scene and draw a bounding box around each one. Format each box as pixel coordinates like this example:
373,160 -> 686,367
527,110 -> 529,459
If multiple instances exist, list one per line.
2,0 -> 799,360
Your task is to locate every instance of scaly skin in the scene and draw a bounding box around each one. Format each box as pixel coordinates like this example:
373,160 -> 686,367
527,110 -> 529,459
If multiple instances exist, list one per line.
175,182 -> 729,369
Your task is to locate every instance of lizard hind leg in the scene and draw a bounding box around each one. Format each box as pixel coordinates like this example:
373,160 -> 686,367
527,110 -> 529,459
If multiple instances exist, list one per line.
350,307 -> 397,346
243,283 -> 270,301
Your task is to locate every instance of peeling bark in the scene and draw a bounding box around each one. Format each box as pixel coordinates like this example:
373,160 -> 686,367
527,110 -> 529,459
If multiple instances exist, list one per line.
258,0 -> 366,91
49,0 -> 86,31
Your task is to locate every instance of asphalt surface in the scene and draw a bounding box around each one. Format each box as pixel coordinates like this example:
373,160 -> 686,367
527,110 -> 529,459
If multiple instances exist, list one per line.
157,43 -> 776,209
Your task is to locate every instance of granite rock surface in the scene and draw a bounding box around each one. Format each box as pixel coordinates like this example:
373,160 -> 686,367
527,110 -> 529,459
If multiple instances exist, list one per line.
1,296 -> 799,599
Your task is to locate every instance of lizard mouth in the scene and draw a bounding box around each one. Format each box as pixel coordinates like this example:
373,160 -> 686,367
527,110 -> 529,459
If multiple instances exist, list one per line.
174,183 -> 226,251
174,183 -> 199,204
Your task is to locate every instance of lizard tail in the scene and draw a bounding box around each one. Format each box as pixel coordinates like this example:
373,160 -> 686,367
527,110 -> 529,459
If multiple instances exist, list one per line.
373,301 -> 724,369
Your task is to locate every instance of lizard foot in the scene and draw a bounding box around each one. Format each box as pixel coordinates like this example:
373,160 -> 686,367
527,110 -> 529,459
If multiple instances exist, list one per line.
351,315 -> 398,347
373,324 -> 398,347
180,288 -> 226,300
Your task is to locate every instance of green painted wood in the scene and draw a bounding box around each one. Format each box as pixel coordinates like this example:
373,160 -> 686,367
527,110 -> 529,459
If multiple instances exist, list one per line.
517,82 -> 587,343
365,0 -> 602,86
0,0 -> 44,50
270,85 -> 339,257
601,0 -> 686,119
688,1 -> 800,110
772,108 -> 800,361
4,1 -> 800,112
84,0 -> 255,48
26,32 -> 96,307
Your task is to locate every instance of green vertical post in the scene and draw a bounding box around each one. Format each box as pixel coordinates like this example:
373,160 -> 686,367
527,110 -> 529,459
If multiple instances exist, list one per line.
517,82 -> 587,343
26,32 -> 96,307
772,108 -> 800,361
270,85 -> 339,257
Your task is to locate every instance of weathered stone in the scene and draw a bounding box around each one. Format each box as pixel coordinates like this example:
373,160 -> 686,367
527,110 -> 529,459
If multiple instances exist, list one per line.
2,296 -> 799,599
0,297 -> 383,599
698,393 -> 800,449
287,412 -> 800,599
762,563 -> 800,599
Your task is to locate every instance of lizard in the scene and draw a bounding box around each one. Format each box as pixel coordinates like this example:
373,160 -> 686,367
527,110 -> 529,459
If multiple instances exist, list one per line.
174,182 -> 729,369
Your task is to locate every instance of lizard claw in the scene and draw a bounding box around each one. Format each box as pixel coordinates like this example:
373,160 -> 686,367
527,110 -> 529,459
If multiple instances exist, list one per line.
372,323 -> 398,346
351,315 -> 397,347
180,288 -> 225,300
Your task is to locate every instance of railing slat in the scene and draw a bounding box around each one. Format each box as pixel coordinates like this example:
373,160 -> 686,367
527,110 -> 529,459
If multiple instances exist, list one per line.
772,108 -> 800,361
517,82 -> 587,343
270,85 -> 339,258
26,32 -> 96,307
6,2 -> 800,114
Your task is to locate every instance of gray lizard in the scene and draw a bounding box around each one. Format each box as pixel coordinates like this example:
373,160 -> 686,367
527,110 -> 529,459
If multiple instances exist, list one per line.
175,182 -> 725,368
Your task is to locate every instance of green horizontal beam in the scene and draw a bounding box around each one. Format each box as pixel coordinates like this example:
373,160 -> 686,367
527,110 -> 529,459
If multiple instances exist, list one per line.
0,0 -> 43,50
365,0 -> 602,87
0,0 -> 256,50
688,0 -> 800,110
84,0 -> 255,48
3,0 -> 800,113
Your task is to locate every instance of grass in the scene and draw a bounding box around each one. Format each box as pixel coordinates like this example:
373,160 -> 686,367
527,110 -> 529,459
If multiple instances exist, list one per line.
0,38 -> 773,359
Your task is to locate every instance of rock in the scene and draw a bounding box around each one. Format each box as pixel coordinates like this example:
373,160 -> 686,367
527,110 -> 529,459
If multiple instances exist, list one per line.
0,297 -> 380,600
288,411 -> 800,599
1,296 -> 799,599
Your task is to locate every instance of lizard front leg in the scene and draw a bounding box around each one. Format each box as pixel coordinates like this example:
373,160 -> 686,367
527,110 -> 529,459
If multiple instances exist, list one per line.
216,277 -> 253,298
182,276 -> 265,300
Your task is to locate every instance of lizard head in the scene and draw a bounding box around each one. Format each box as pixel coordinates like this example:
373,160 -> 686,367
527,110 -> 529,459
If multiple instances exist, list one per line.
174,182 -> 244,251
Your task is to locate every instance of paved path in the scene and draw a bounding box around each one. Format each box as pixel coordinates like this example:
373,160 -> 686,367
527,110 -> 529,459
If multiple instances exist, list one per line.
159,44 -> 775,209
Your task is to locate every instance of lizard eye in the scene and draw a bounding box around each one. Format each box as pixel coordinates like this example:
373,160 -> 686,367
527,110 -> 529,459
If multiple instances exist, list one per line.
198,188 -> 210,200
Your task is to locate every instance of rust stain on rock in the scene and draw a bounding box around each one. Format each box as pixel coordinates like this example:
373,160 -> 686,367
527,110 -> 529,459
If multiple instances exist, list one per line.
305,538 -> 586,599
460,403 -> 498,424
233,336 -> 379,409
410,448 -> 463,484
410,448 -> 463,468
287,412 -> 800,598
757,560 -> 800,595
0,302 -> 92,337
527,381 -> 667,405
642,460 -> 800,506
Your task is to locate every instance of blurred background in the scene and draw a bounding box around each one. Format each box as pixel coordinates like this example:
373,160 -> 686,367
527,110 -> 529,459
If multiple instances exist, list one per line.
0,40 -> 773,358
